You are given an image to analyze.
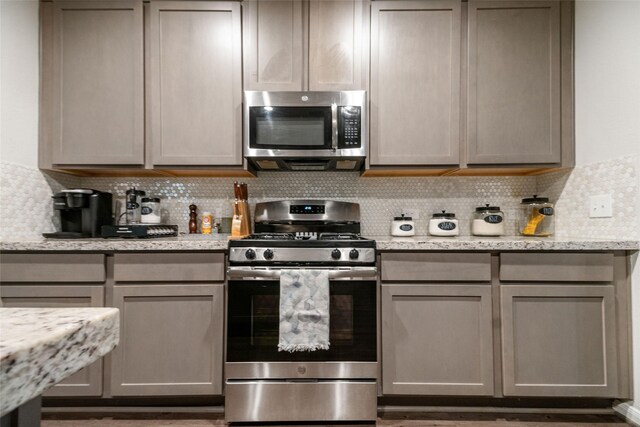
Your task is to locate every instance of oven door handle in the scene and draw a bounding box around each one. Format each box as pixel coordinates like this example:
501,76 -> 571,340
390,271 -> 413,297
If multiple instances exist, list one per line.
331,103 -> 338,150
227,266 -> 377,280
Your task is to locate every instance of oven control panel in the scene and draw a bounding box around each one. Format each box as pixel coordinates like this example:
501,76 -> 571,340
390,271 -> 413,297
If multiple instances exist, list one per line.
228,246 -> 376,264
338,106 -> 361,149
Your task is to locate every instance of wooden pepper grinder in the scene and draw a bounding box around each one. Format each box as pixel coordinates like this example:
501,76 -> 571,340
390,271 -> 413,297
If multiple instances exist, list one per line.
189,204 -> 198,234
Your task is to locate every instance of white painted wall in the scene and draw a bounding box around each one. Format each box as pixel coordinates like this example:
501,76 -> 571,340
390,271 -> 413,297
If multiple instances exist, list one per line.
575,0 -> 640,420
0,0 -> 40,168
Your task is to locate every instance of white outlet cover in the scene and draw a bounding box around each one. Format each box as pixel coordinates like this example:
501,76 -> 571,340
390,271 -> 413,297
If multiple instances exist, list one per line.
401,208 -> 419,219
589,194 -> 613,218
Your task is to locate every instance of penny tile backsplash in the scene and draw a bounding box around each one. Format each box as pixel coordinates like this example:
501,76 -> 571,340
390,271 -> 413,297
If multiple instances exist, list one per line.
2,154 -> 638,240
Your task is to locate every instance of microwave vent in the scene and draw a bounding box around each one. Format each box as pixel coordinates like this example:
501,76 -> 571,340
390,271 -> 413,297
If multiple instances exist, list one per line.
256,160 -> 280,170
288,160 -> 329,171
336,160 -> 358,170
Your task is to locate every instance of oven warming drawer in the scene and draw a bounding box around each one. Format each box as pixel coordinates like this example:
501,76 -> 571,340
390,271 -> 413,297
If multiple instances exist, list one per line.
225,361 -> 377,380
225,380 -> 377,422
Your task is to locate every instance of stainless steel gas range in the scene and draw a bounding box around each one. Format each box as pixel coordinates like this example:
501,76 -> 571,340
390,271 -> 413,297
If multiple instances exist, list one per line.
225,200 -> 377,423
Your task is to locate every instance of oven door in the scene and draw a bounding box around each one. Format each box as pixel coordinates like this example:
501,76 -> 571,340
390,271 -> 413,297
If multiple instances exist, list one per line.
226,274 -> 376,367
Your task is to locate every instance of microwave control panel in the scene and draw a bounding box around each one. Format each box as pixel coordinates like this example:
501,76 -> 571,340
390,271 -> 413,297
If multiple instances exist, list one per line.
338,106 -> 361,149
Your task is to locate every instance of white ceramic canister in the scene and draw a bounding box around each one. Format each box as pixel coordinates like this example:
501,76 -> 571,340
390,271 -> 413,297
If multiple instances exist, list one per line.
471,204 -> 505,236
140,197 -> 162,224
391,215 -> 415,236
429,211 -> 459,236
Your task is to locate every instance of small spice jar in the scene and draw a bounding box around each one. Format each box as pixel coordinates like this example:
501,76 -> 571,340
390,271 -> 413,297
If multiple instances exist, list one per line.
140,197 -> 161,224
201,212 -> 213,234
472,204 -> 505,236
391,214 -> 415,236
429,211 -> 459,237
518,195 -> 554,237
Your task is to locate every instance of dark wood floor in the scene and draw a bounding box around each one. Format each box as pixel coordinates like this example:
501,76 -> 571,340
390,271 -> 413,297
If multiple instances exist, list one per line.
41,412 -> 630,426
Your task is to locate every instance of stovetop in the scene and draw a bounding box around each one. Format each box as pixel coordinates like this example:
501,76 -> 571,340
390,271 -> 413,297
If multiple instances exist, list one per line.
241,232 -> 369,242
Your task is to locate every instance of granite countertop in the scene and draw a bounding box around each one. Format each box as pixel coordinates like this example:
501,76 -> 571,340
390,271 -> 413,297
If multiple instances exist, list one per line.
0,234 -> 638,252
0,307 -> 120,416
370,235 -> 640,251
0,234 -> 230,252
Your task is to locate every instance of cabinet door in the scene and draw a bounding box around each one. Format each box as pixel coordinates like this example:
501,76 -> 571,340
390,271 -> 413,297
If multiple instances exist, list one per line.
110,284 -> 224,396
467,1 -> 561,164
381,284 -> 494,395
0,285 -> 105,397
243,0 -> 304,91
309,0 -> 365,91
51,0 -> 144,165
150,1 -> 242,166
501,285 -> 618,397
370,1 -> 461,166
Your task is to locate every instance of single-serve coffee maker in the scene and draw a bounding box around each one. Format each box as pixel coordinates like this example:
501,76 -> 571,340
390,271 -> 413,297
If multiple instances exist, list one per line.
43,189 -> 113,238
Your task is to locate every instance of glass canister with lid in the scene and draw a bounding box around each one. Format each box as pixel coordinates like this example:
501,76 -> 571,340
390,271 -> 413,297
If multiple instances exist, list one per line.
518,195 -> 554,237
429,211 -> 459,236
472,204 -> 505,236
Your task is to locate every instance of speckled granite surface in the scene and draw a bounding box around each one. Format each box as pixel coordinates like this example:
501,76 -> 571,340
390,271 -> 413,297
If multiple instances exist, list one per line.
371,235 -> 640,251
0,235 -> 637,252
0,308 -> 119,416
0,234 -> 229,252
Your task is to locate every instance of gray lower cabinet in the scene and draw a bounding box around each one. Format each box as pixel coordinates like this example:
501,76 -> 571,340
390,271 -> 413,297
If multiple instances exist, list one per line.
48,0 -> 144,166
0,285 -> 105,397
110,283 -> 224,396
500,284 -> 618,397
466,0 -> 562,165
381,284 -> 494,396
149,1 -> 242,166
370,0 -> 461,166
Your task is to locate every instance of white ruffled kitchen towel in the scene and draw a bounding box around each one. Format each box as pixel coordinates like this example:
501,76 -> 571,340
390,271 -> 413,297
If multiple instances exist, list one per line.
278,269 -> 330,352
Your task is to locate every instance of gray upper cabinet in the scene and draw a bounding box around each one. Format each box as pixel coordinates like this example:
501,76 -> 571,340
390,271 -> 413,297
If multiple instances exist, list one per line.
370,1 -> 461,166
501,284 -> 618,397
50,0 -> 144,165
150,1 -> 243,166
467,0 -> 561,165
243,0 -> 305,91
309,0 -> 365,91
243,0 -> 367,91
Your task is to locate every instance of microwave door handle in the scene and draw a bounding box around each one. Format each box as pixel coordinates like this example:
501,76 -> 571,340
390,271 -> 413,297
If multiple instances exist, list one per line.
331,103 -> 338,150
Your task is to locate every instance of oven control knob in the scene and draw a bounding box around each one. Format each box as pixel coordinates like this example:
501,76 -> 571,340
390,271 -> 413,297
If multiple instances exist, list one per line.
331,249 -> 342,260
263,249 -> 274,260
349,249 -> 360,260
245,249 -> 256,260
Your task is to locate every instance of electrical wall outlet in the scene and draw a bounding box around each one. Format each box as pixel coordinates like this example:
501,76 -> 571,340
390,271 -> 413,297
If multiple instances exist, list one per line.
589,194 -> 613,218
401,208 -> 419,219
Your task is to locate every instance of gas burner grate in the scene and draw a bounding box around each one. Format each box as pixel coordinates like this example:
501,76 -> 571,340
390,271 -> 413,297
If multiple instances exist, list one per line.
247,233 -> 296,241
319,233 -> 361,241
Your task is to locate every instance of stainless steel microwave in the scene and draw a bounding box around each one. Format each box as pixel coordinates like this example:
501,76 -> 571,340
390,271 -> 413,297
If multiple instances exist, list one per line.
243,91 -> 367,171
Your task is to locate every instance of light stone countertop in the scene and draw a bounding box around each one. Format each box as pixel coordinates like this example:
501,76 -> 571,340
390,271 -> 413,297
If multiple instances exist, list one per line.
0,307 -> 120,416
0,234 -> 638,252
370,235 -> 640,251
0,234 -> 230,252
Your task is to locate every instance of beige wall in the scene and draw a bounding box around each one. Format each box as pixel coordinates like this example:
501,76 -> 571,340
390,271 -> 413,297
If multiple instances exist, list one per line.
0,0 -> 39,167
575,0 -> 640,421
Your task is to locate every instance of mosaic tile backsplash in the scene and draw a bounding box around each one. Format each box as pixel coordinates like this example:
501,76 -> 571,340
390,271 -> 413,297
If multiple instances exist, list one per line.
537,154 -> 639,240
0,162 -> 79,239
2,154 -> 638,240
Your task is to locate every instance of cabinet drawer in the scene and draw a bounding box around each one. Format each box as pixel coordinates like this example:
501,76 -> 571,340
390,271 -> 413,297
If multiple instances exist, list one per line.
380,252 -> 491,282
113,252 -> 224,282
500,253 -> 614,282
0,254 -> 105,282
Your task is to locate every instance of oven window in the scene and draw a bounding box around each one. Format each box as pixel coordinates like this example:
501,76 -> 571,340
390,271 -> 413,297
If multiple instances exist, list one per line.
227,281 -> 376,362
249,107 -> 332,150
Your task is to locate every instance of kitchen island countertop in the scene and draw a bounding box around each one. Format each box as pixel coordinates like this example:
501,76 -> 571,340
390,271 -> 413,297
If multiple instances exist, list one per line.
0,235 -> 638,252
0,307 -> 120,416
